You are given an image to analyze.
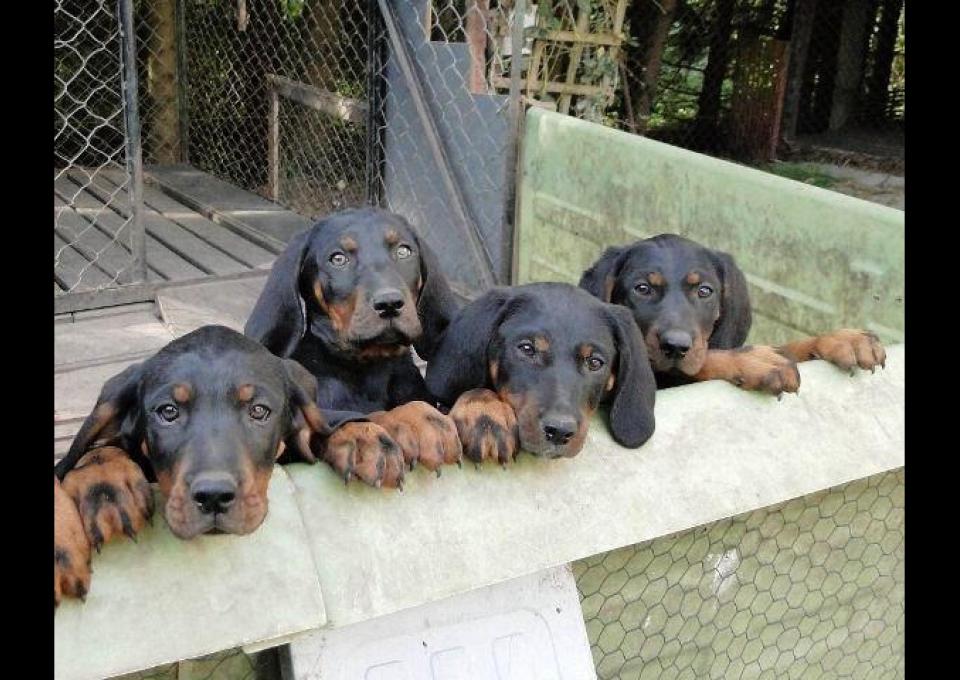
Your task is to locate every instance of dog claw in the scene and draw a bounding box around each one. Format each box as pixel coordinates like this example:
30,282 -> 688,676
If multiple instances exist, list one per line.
456,459 -> 462,469
436,468 -> 442,479
777,392 -> 783,402
374,479 -> 382,489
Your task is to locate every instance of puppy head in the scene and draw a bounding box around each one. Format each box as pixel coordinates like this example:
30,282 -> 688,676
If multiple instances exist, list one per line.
55,326 -> 327,539
426,283 -> 656,457
579,234 -> 751,375
245,207 -> 456,362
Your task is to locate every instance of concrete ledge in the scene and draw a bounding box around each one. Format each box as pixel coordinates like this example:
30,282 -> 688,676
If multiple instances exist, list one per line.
53,346 -> 903,678
289,346 -> 903,629
54,468 -> 326,680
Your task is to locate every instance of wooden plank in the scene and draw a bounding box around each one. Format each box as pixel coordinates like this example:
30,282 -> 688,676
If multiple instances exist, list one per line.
494,75 -> 607,96
55,234 -> 115,292
146,164 -> 307,247
265,73 -> 367,124
73,169 -> 249,276
98,169 -> 277,269
528,29 -> 624,46
60,173 -> 206,281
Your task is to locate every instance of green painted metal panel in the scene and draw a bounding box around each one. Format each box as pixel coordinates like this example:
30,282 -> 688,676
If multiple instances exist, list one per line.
515,109 -> 905,345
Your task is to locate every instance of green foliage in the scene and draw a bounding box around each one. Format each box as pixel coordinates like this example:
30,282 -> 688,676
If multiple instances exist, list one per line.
279,0 -> 306,22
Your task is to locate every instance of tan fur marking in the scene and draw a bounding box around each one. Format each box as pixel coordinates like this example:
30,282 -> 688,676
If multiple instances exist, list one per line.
685,271 -> 701,285
534,336 -> 550,353
647,272 -> 665,286
172,384 -> 192,403
339,236 -> 358,252
384,229 -> 401,246
489,360 -> 499,384
236,384 -> 255,403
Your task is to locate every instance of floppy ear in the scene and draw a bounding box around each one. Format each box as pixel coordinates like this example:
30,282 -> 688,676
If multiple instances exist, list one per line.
244,226 -> 316,358
579,246 -> 629,303
424,288 -> 511,405
54,362 -> 145,480
280,358 -> 331,463
411,232 -> 459,361
603,305 -> 656,448
707,249 -> 752,349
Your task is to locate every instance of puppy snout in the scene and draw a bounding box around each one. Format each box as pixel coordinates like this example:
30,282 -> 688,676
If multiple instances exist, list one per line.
190,472 -> 237,515
372,288 -> 405,318
660,329 -> 693,359
542,414 -> 578,446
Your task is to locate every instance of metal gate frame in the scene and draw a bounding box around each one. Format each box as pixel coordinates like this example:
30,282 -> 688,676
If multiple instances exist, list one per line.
55,0 -> 149,315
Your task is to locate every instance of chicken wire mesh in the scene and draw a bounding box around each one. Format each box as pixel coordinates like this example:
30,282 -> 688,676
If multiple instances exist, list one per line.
55,0 -> 144,297
573,468 -> 904,679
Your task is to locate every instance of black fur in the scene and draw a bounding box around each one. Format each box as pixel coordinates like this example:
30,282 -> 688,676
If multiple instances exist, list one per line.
244,207 -> 459,413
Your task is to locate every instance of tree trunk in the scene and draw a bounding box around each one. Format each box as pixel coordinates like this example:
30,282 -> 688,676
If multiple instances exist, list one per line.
695,0 -> 737,142
803,0 -> 843,133
780,0 -> 817,140
829,0 -> 873,130
865,0 -> 903,121
146,0 -> 180,163
623,0 -> 679,133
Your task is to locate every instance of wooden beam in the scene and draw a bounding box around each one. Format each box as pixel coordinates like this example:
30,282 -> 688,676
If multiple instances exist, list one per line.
265,74 -> 368,125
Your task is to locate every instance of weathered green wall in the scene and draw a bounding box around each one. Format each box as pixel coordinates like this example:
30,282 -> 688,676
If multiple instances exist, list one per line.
515,109 -> 905,345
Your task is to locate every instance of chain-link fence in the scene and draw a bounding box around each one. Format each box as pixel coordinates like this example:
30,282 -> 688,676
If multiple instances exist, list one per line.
574,468 -> 904,679
55,0 -> 145,300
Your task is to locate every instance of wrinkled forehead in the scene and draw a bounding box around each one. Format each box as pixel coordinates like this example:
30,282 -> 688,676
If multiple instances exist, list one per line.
499,297 -> 616,354
310,215 -> 417,259
143,349 -> 286,402
623,241 -> 719,281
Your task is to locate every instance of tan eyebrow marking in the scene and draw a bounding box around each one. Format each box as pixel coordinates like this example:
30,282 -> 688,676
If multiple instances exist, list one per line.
172,383 -> 192,403
339,236 -> 358,252
384,229 -> 401,246
685,271 -> 702,285
534,336 -> 550,353
236,384 -> 255,402
647,272 -> 665,286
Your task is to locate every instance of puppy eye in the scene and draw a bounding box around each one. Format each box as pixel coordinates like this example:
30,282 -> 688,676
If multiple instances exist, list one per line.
329,252 -> 349,267
586,356 -> 605,371
517,341 -> 536,357
697,285 -> 714,298
634,282 -> 653,296
396,244 -> 412,259
248,404 -> 271,421
157,404 -> 179,422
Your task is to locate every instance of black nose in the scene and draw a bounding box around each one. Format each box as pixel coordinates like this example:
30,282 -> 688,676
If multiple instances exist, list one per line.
660,330 -> 693,359
372,289 -> 405,318
190,473 -> 237,515
542,415 -> 578,446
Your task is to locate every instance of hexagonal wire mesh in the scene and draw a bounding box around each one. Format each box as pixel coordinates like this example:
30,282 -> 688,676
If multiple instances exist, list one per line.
55,0 -> 144,296
573,468 -> 904,679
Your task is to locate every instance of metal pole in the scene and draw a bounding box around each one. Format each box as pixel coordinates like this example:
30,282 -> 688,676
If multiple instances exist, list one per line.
176,0 -> 190,163
505,0 -> 525,284
118,0 -> 146,283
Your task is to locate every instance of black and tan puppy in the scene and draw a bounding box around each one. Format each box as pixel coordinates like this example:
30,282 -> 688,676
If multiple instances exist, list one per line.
54,325 -> 395,607
425,283 -> 656,465
579,234 -> 886,395
245,207 -> 462,477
